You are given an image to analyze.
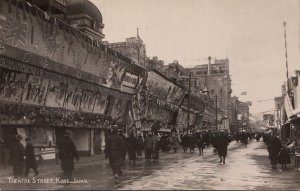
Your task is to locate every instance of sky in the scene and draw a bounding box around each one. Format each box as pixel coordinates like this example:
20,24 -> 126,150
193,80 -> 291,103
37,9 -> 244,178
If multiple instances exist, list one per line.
90,0 -> 299,115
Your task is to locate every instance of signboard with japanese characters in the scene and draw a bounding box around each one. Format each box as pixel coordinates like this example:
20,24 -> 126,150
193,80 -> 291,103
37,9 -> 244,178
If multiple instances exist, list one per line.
0,67 -> 26,103
110,97 -> 128,122
63,84 -> 82,111
93,92 -> 108,114
121,72 -> 138,89
45,80 -> 68,107
22,75 -> 49,105
80,89 -> 96,113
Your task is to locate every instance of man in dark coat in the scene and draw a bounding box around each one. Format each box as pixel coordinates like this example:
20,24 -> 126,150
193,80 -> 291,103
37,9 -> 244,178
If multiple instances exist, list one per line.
182,133 -> 188,153
188,133 -> 196,153
58,130 -> 79,180
215,132 -> 229,164
126,132 -> 137,166
144,134 -> 153,160
196,133 -> 205,155
267,132 -> 282,169
9,134 -> 25,178
105,125 -> 126,179
136,134 -> 144,159
24,138 -> 38,177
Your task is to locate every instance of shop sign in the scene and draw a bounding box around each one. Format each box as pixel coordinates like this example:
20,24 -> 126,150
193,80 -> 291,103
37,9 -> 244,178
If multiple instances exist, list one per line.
146,71 -> 185,105
121,72 -> 138,88
0,3 -> 131,91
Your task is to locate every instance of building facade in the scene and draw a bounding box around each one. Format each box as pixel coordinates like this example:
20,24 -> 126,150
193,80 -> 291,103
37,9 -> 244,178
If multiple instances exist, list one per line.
187,57 -> 232,132
0,0 -> 144,167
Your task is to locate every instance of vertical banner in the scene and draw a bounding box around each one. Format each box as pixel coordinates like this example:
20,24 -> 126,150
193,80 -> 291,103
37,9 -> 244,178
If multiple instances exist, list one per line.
45,80 -> 68,107
0,67 -> 27,103
63,84 -> 82,111
22,75 -> 49,105
110,97 -> 128,122
80,89 -> 96,112
93,92 -> 108,114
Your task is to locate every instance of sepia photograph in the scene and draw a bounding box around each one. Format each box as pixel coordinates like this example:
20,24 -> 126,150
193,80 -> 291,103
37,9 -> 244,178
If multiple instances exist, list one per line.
0,0 -> 299,190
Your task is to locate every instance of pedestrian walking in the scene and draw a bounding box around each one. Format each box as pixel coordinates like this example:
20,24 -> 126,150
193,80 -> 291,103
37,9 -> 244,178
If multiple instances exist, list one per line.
58,130 -> 79,181
215,132 -> 229,164
196,133 -> 205,155
144,134 -> 153,160
182,133 -> 188,153
241,132 -> 248,148
119,130 -> 130,165
136,134 -> 144,160
171,132 -> 180,153
188,133 -> 196,153
24,138 -> 38,177
151,131 -> 160,162
105,125 -> 126,179
267,132 -> 282,169
126,132 -> 137,166
9,134 -> 25,178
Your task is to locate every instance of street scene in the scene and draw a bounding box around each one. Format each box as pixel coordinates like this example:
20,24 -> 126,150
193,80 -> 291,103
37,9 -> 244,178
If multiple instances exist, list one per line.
0,0 -> 300,190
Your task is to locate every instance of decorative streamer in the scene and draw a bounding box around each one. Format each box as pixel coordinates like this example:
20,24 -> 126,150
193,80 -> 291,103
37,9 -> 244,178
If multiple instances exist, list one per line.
21,0 -> 26,20
8,0 -> 12,13
15,0 -> 20,20
26,2 -> 33,23
31,25 -> 34,44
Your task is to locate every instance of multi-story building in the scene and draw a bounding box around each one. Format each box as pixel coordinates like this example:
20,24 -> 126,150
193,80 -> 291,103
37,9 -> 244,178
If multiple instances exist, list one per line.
187,57 -> 232,131
146,56 -> 164,72
0,0 -> 145,167
109,33 -> 147,68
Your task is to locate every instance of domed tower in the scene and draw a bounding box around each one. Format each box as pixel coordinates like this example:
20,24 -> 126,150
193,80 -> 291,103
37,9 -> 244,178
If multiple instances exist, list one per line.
66,0 -> 105,41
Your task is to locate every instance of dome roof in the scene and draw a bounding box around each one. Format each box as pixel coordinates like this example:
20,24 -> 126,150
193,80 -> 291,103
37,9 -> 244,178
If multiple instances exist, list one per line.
66,0 -> 103,23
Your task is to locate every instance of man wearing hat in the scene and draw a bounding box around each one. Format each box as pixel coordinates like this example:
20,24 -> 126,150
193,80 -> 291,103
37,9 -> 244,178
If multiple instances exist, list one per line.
105,125 -> 126,179
58,130 -> 79,180
24,137 -> 38,177
9,134 -> 25,178
267,131 -> 282,169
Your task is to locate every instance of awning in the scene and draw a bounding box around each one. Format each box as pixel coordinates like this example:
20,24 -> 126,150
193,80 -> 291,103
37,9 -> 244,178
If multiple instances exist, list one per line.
284,95 -> 294,118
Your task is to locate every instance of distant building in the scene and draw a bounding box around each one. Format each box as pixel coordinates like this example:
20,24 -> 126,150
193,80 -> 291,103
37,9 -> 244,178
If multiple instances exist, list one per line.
147,56 -> 164,72
187,57 -> 232,131
109,31 -> 147,68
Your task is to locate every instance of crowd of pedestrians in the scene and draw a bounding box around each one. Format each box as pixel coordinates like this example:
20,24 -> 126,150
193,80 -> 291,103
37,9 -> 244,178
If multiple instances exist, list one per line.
103,126 -> 235,179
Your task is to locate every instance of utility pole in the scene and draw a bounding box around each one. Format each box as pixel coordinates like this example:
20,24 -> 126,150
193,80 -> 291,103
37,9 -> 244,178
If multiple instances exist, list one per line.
187,73 -> 191,134
215,94 -> 218,132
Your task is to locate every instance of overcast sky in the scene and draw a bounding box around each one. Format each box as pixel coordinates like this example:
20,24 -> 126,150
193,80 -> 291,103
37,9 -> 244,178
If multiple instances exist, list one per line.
91,0 -> 299,115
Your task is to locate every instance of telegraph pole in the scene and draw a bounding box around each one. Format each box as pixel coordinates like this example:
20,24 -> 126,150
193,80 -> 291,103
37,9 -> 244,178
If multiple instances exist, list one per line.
215,94 -> 218,132
187,73 -> 191,134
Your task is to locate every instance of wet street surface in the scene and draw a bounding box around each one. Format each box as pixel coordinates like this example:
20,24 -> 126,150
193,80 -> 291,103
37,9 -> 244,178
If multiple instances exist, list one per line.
1,140 -> 300,190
